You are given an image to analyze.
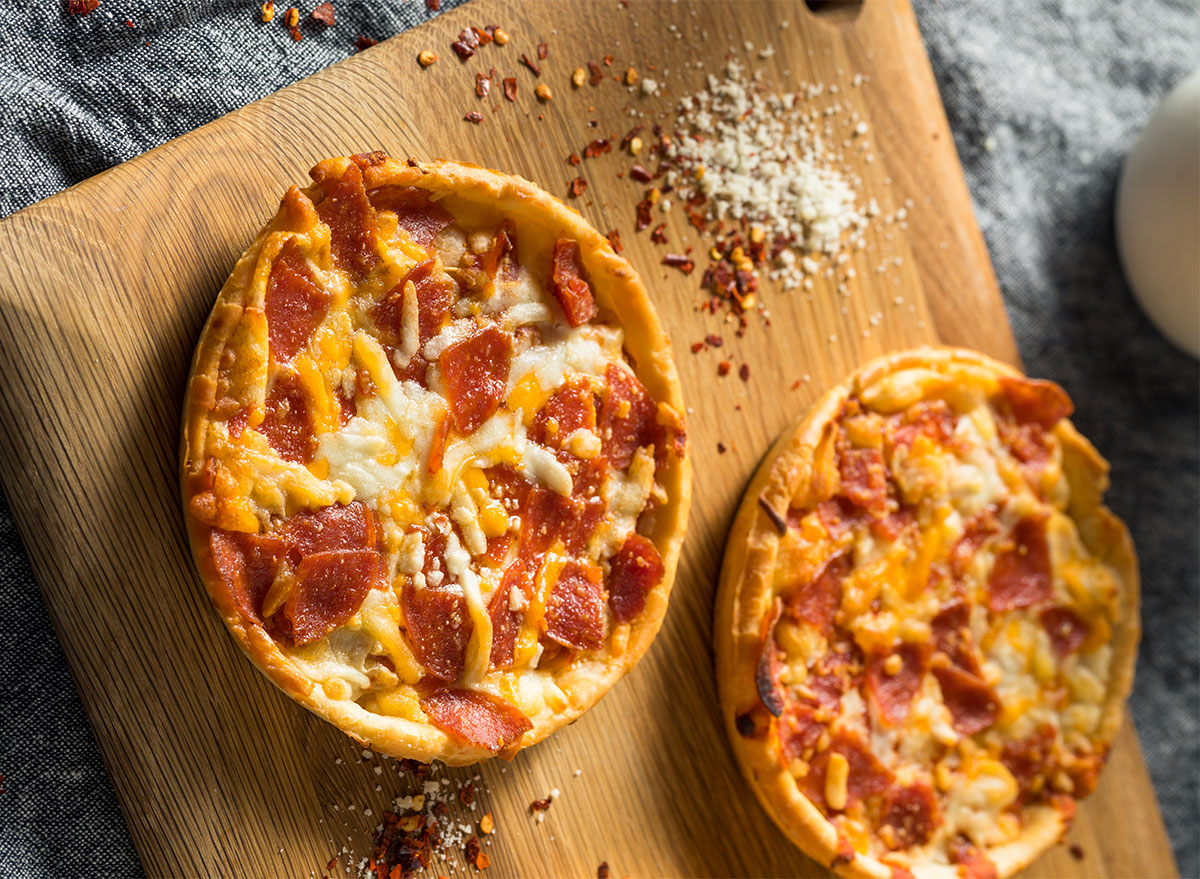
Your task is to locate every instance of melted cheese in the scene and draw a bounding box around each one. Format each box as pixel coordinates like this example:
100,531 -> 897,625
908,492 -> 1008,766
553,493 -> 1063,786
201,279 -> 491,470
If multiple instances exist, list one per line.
199,201 -> 678,731
767,367 -> 1127,865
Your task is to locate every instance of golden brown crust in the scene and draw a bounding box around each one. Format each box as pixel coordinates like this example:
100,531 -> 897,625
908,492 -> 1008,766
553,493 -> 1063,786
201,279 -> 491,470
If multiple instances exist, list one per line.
180,156 -> 691,764
714,346 -> 1139,878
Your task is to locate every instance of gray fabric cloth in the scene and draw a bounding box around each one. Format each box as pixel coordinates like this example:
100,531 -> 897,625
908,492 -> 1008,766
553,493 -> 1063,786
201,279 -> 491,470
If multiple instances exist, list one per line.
0,1 -> 1196,877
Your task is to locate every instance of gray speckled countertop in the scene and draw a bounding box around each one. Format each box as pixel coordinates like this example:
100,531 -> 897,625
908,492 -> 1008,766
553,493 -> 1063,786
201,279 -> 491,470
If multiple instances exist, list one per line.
0,1 -> 1195,876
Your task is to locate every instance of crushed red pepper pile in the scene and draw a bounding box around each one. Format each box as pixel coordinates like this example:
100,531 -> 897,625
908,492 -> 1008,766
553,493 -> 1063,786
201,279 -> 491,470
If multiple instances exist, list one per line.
322,759 -> 501,879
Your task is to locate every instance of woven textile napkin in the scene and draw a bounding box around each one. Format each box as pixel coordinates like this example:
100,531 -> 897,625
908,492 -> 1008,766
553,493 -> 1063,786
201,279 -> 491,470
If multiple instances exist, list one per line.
0,1 -> 1195,876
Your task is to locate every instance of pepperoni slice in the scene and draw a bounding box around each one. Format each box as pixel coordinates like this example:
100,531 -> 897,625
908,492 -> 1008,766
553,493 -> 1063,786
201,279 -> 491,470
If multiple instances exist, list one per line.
779,702 -> 825,759
529,376 -> 597,452
866,642 -> 929,725
755,600 -> 785,717
420,687 -> 532,753
487,558 -> 535,669
284,501 -> 376,557
798,732 -> 894,811
987,516 -> 1052,612
519,487 -> 577,555
930,600 -> 982,675
836,733 -> 894,804
889,399 -> 958,449
549,238 -> 597,327
932,664 -> 1000,735
315,161 -> 379,280
485,464 -> 534,510
814,496 -> 868,542
598,363 -> 660,470
1004,420 -> 1054,475
264,239 -> 331,362
870,507 -> 916,542
950,507 -> 999,579
1040,606 -> 1089,657
372,259 -> 456,355
950,837 -> 999,879
607,532 -> 665,624
838,447 -> 889,516
284,550 -> 380,645
783,553 -> 848,639
260,372 -> 316,464
806,671 -> 849,713
1000,723 -> 1057,800
209,529 -> 286,623
474,220 -> 517,279
545,560 -> 606,650
879,781 -> 940,849
517,466 -> 605,559
439,325 -> 512,433
569,455 -> 608,537
402,581 -> 473,682
998,376 -> 1073,430
368,186 -> 454,248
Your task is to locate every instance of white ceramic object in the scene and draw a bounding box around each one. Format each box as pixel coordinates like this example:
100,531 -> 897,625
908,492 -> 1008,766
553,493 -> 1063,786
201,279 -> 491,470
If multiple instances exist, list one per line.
1115,70 -> 1200,359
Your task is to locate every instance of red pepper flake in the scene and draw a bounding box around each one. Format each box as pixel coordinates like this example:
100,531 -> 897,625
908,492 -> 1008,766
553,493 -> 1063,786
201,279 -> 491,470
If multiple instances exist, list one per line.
588,60 -> 604,86
583,139 -> 611,158
425,0 -> 439,9
475,72 -> 491,97
460,781 -> 476,807
597,864 -> 611,879
1068,845 -> 1085,862
629,165 -> 653,183
606,229 -> 623,254
603,55 -> 614,66
397,758 -> 427,776
620,125 -> 644,150
355,35 -> 378,51
718,360 -> 732,377
367,799 -> 445,879
717,442 -> 727,454
311,2 -> 335,26
705,334 -> 723,347
568,177 -> 588,198
503,77 -> 517,102
66,0 -> 99,14
567,153 -> 582,166
473,26 -> 492,45
289,25 -> 303,41
520,53 -> 542,76
739,363 -> 751,381
662,254 -> 695,274
635,198 -> 653,231
650,223 -> 668,245
465,835 -> 483,868
463,111 -> 484,124
690,342 -> 704,354
536,41 -> 548,60
451,28 -> 479,60
529,797 -> 553,813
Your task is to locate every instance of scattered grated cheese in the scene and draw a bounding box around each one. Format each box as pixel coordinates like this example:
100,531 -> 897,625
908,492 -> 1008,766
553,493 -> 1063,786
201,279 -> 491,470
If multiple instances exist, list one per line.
664,60 -> 868,293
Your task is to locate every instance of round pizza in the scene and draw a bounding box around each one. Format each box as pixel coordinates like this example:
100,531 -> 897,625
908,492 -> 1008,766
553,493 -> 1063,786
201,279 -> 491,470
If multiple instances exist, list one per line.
181,153 -> 690,764
714,348 -> 1138,879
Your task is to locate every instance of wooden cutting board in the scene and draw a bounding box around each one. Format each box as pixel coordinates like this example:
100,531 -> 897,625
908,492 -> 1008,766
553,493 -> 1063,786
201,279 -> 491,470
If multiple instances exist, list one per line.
0,1 -> 1177,877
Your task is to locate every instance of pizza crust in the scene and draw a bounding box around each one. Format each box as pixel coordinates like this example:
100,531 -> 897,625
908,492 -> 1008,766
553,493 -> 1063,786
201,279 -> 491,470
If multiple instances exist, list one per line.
714,346 -> 1139,878
181,156 -> 691,764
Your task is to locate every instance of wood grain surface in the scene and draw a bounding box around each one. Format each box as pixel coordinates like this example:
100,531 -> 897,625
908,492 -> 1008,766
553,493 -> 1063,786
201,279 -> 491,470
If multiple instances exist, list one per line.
0,1 -> 1176,877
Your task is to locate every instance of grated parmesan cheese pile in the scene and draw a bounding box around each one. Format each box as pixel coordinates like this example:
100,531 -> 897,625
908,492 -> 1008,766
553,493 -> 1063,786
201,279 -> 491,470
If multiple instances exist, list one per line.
662,59 -> 871,293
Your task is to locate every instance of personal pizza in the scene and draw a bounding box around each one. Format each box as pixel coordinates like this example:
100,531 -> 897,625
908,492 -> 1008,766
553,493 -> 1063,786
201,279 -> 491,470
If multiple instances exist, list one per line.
715,348 -> 1138,879
181,154 -> 689,765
